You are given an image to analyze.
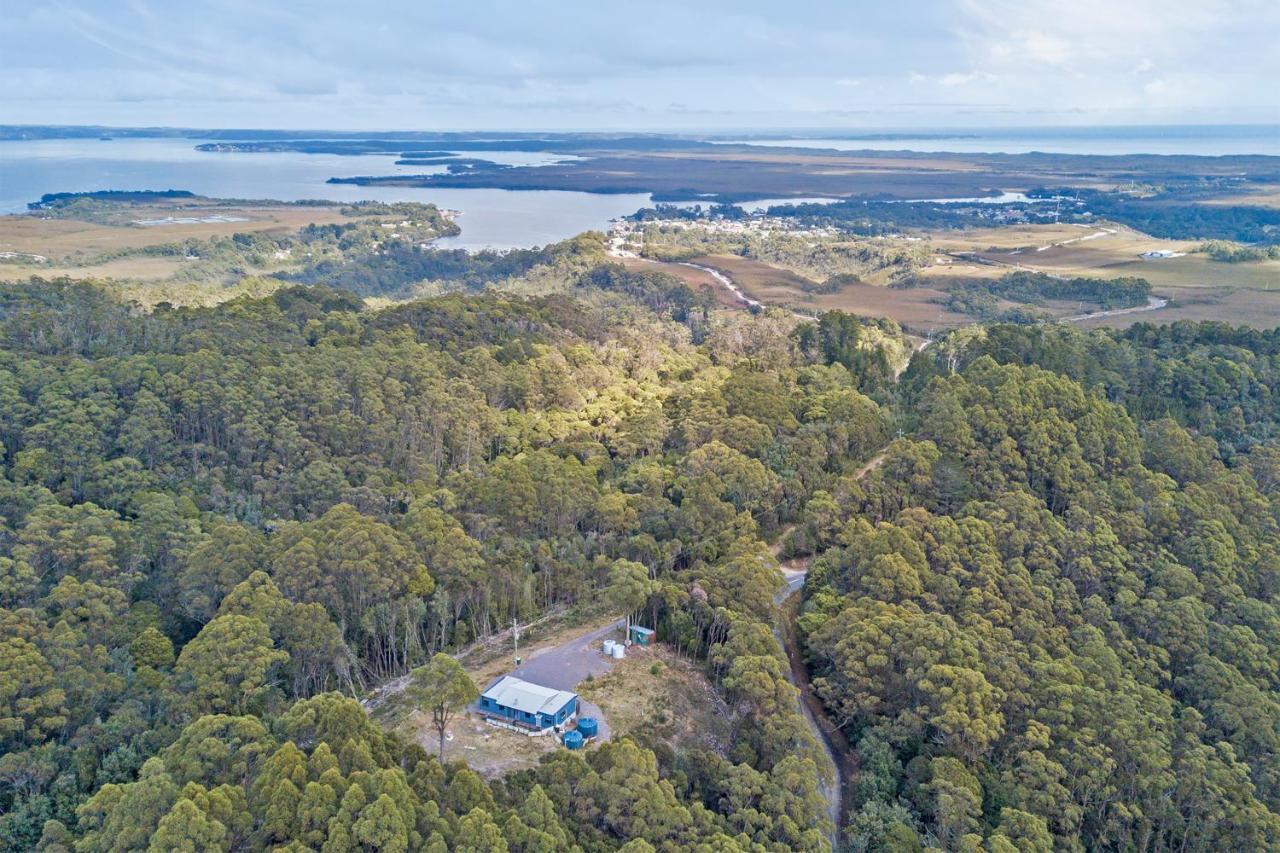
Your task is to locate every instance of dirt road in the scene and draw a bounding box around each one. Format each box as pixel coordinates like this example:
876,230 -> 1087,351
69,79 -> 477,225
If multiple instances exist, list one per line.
770,442 -> 891,844
1062,294 -> 1169,323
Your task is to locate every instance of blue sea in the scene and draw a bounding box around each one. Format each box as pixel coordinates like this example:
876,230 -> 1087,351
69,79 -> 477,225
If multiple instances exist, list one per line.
716,124 -> 1280,157
0,138 -> 655,250
1,126 -> 1276,249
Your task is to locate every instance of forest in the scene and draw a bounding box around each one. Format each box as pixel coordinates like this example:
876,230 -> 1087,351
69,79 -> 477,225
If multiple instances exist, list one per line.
0,244 -> 1278,852
766,191 -> 1280,243
791,321 -> 1280,849
935,272 -> 1153,323
0,269 -> 901,851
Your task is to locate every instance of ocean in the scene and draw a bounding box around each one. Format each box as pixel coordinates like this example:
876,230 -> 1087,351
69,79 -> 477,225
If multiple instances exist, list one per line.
2,126 -> 1276,249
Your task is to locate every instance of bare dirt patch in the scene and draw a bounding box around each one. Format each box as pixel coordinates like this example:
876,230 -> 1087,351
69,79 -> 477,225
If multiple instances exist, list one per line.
691,254 -> 971,330
404,706 -> 563,778
577,644 -> 733,757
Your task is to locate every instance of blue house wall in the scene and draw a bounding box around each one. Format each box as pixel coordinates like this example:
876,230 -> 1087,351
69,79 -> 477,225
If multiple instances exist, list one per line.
479,694 -> 577,730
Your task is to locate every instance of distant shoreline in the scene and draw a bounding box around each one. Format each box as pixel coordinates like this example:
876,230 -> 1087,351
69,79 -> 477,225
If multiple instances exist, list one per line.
2,123 -> 1278,157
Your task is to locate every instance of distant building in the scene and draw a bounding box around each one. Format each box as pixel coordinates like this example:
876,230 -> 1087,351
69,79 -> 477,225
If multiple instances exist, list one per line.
478,676 -> 577,733
1140,250 -> 1179,260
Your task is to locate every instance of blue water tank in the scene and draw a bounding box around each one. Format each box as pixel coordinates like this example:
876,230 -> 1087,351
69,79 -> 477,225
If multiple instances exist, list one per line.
563,730 -> 584,750
577,717 -> 598,738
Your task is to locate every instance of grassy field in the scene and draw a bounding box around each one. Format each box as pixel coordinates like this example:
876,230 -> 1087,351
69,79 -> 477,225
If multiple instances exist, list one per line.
0,203 -> 353,272
670,223 -> 1280,330
577,645 -> 731,756
691,254 -> 972,330
1201,182 -> 1280,209
0,198 -> 444,307
927,222 -> 1280,290
1082,285 -> 1280,328
929,221 -> 1280,326
0,255 -> 196,282
0,201 -> 363,303
8,196 -> 1277,328
618,256 -> 745,309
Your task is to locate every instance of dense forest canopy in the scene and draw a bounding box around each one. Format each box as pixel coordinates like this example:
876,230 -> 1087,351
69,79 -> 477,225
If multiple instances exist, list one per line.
0,274 -> 911,851
0,229 -> 1277,852
792,322 -> 1280,850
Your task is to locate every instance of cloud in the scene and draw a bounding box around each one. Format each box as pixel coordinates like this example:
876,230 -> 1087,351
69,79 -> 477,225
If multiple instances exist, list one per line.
949,0 -> 1279,121
938,71 -> 998,87
1010,30 -> 1072,65
1,0 -> 1276,129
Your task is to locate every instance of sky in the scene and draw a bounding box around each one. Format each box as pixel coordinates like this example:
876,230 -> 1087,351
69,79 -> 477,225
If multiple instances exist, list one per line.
3,0 -> 1278,131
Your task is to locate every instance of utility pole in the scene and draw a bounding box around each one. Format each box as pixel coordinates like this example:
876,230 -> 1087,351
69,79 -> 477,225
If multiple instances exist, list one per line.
513,618 -> 522,666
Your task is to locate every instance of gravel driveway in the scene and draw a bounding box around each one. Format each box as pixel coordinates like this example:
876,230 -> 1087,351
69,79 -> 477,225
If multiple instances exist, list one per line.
481,618 -> 626,741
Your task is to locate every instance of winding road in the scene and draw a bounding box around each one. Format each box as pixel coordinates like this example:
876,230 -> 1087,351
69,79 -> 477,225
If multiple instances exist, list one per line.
1061,294 -> 1169,323
614,226 -> 1170,332
944,241 -> 1172,326
676,260 -> 824,323
770,439 -> 893,846
677,261 -> 763,310
773,568 -> 842,841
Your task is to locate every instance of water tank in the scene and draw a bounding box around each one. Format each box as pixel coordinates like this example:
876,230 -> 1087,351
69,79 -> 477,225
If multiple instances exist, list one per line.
577,718 -> 598,738
563,730 -> 584,750
602,640 -> 616,656
611,644 -> 625,659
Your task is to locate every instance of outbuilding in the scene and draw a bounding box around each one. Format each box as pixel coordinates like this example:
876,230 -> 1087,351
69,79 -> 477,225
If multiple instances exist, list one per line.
629,625 -> 655,646
478,676 -> 578,733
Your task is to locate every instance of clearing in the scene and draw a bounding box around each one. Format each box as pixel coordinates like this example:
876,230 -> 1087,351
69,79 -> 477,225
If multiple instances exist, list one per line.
929,221 -> 1280,326
663,223 -> 1280,330
371,610 -> 630,778
0,202 -> 354,277
686,254 -> 972,330
577,644 -> 733,757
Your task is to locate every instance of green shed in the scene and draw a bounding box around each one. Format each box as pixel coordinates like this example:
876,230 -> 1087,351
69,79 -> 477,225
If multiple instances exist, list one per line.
629,625 -> 655,646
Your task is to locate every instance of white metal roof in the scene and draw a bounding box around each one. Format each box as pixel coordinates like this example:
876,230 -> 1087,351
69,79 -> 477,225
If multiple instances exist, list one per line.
482,676 -> 576,716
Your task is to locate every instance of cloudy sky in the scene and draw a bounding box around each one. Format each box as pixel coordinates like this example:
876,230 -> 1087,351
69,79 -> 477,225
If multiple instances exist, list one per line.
4,0 -> 1278,130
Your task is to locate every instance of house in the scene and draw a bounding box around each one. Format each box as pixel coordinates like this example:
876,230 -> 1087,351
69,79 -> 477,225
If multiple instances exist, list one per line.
477,676 -> 578,733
